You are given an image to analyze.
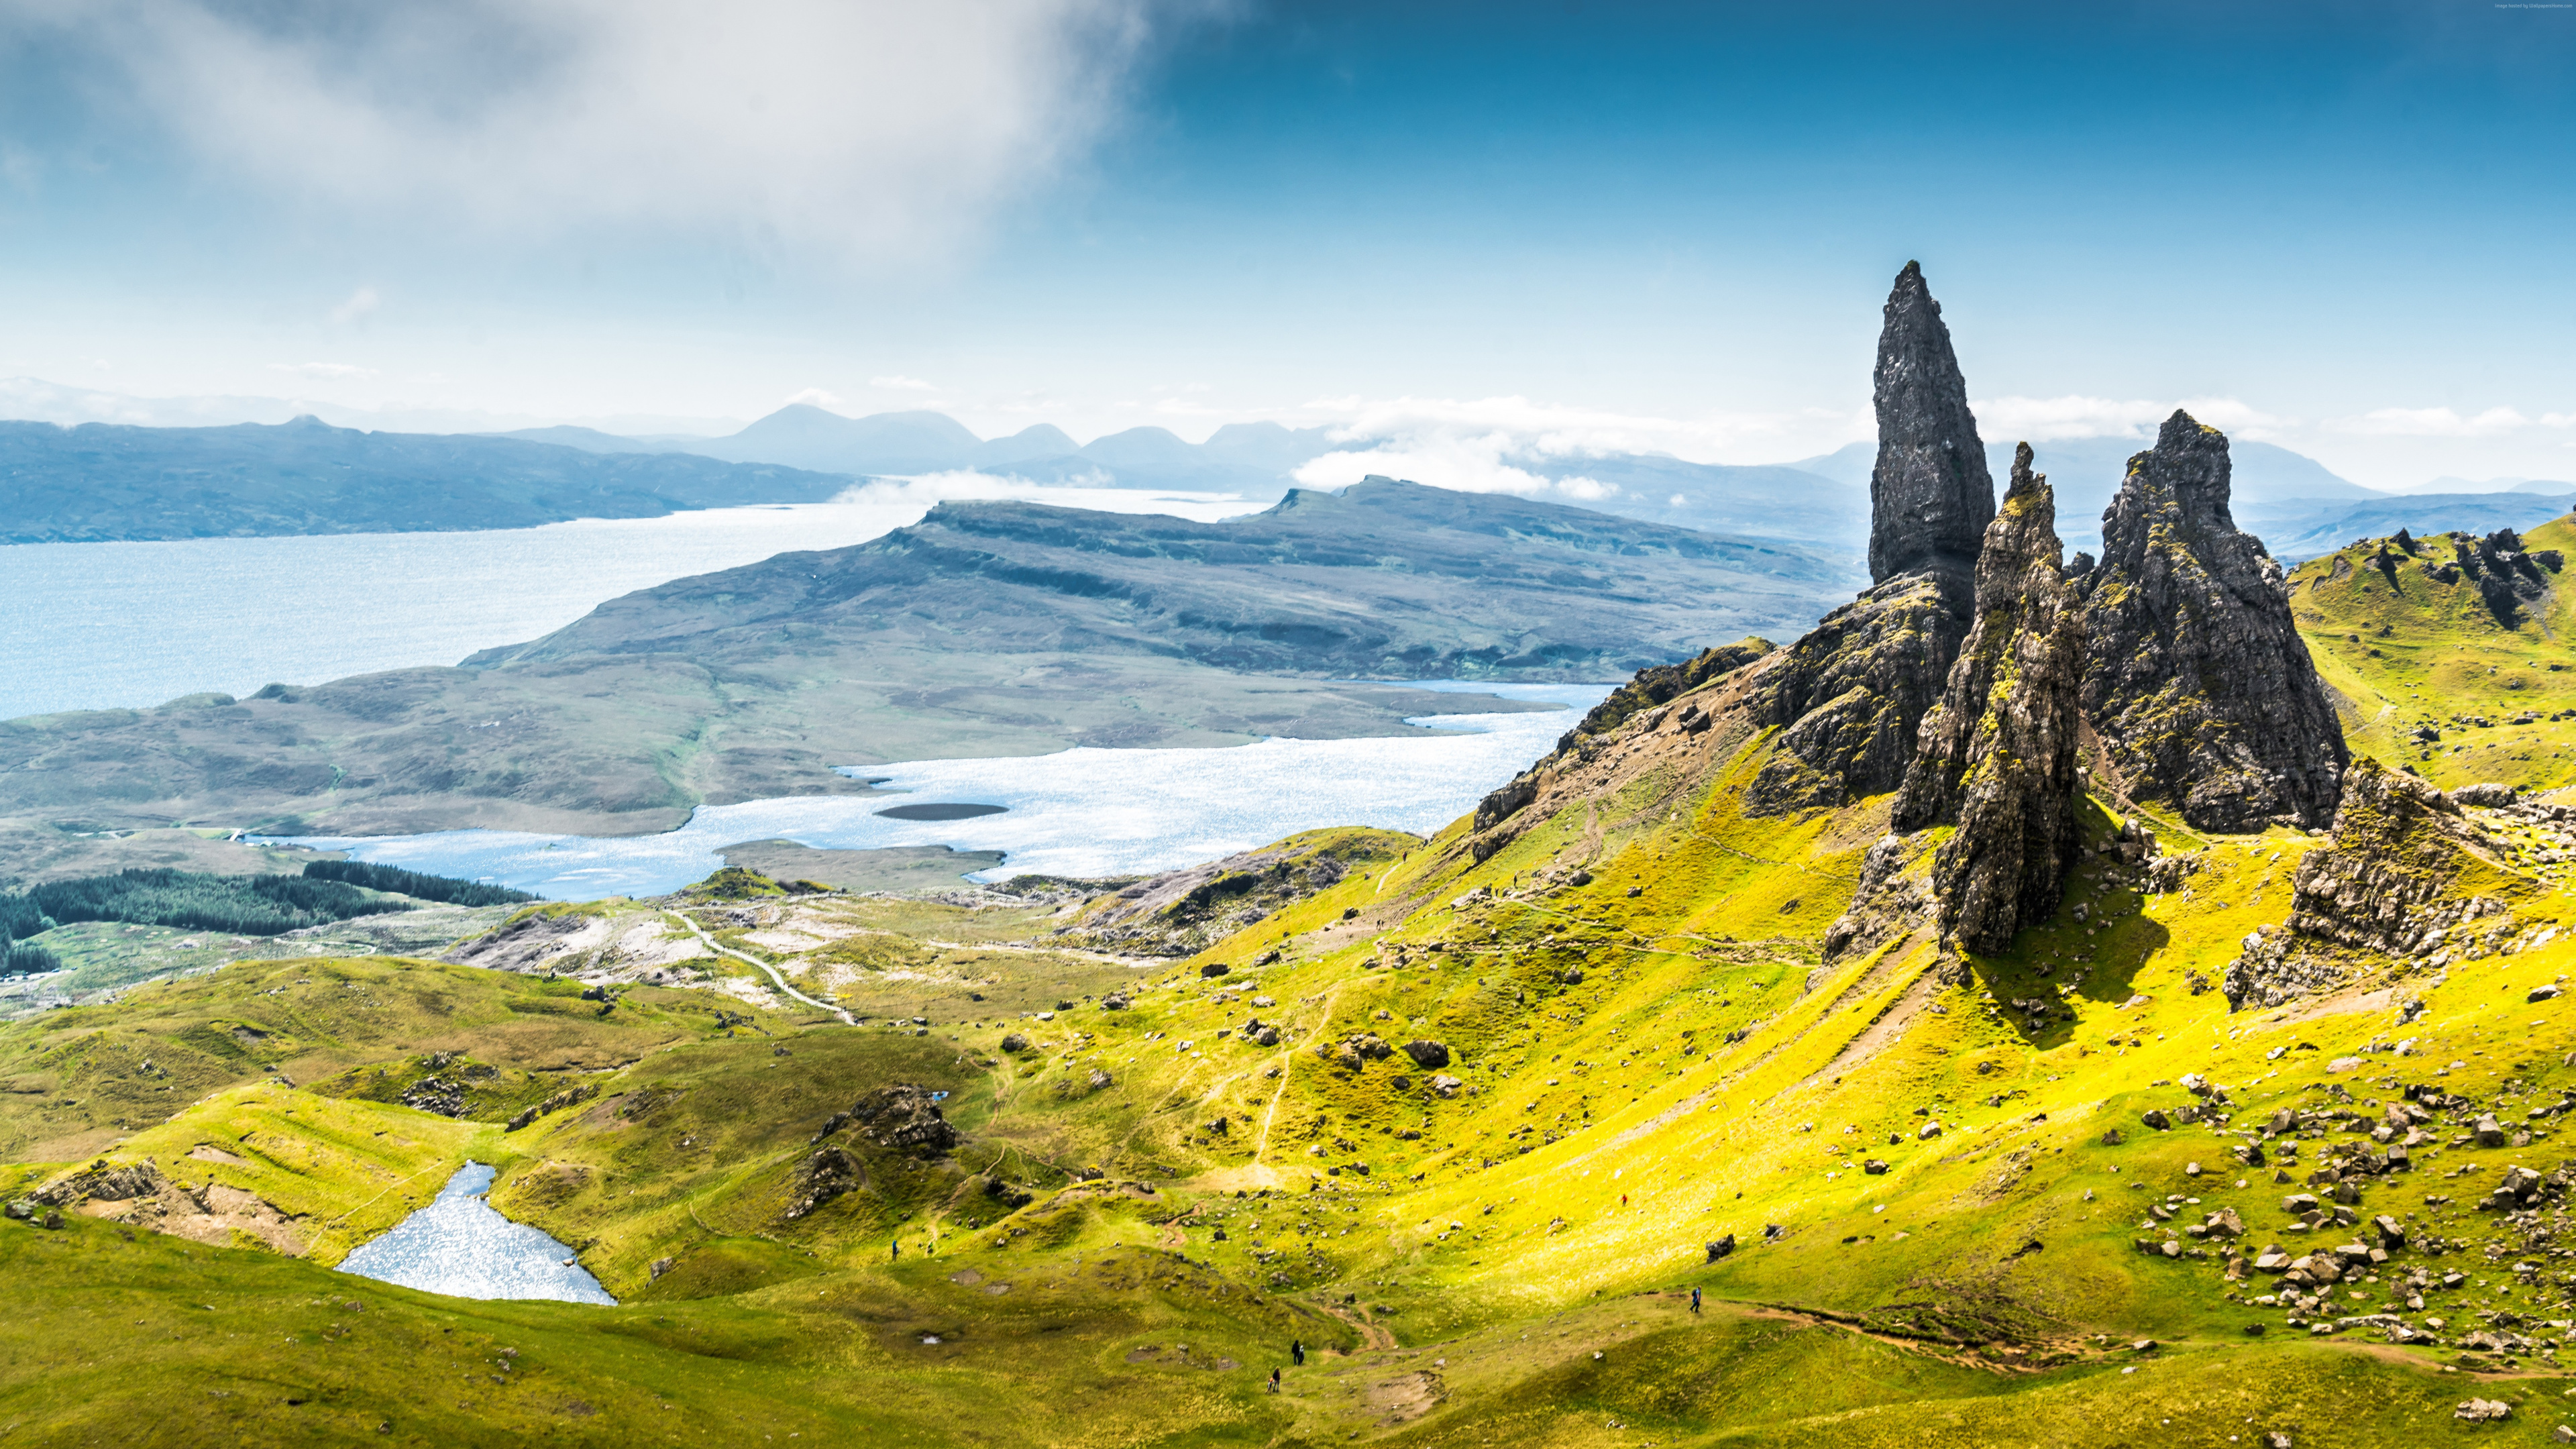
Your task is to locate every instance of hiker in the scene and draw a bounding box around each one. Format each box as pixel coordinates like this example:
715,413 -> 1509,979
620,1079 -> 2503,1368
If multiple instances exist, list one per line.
1690,1287 -> 1702,1315
1269,1368 -> 1282,1394
890,1240 -> 900,1263
1291,1338 -> 1305,1366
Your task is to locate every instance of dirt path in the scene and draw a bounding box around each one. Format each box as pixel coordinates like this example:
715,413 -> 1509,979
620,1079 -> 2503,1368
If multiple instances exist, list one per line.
665,912 -> 851,1024
1311,1294 -> 1397,1351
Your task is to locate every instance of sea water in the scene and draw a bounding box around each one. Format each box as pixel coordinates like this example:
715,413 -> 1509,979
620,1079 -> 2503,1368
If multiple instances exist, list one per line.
337,1161 -> 616,1305
0,479 -> 1267,720
289,682 -> 1611,899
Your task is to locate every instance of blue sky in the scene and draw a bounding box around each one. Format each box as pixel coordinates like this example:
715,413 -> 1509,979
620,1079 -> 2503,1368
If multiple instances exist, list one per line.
0,0 -> 2570,486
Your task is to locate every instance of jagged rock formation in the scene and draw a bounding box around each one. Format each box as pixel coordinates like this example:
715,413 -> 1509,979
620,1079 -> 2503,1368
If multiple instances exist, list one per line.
2220,757 -> 2524,1008
2078,411 -> 2349,833
1892,446 -> 2088,954
1747,264 -> 1991,816
2448,528 -> 2557,629
1744,573 -> 1970,816
1868,261 -> 1996,584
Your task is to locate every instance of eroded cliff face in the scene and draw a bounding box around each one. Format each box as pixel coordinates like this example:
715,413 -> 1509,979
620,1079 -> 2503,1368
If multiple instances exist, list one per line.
2079,410 -> 2349,833
1896,445 -> 2088,955
1746,262 -> 1990,817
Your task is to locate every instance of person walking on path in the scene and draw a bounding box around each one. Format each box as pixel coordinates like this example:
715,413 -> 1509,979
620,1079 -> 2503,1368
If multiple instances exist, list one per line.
1269,1368 -> 1282,1394
1690,1287 -> 1702,1315
1291,1339 -> 1305,1366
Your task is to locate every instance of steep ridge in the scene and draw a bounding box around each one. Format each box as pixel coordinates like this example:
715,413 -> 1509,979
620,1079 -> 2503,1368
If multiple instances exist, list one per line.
2078,411 -> 2351,832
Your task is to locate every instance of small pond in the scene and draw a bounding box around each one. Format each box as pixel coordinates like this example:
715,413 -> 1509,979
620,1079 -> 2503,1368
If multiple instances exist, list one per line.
337,1162 -> 616,1305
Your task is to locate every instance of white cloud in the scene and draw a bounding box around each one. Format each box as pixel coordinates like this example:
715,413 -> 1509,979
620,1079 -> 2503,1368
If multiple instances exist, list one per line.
269,362 -> 379,382
869,375 -> 938,392
328,286 -> 380,325
15,1 -> 1176,262
782,388 -> 849,412
1968,394 -> 2290,443
2330,405 -> 2570,438
1291,431 -> 1615,503
1299,393 -> 1856,464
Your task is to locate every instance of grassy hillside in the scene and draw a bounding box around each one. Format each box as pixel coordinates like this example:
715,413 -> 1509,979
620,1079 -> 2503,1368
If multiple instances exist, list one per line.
9,641 -> 2576,1446
2289,515 -> 2576,796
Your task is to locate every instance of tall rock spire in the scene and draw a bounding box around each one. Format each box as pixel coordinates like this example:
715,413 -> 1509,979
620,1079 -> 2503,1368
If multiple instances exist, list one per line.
1868,261 -> 1996,584
1895,443 -> 2088,953
2078,410 -> 2349,832
1743,262 -> 1991,815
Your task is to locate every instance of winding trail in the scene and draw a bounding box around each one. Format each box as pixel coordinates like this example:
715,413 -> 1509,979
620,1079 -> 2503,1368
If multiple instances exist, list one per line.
663,911 -> 852,1024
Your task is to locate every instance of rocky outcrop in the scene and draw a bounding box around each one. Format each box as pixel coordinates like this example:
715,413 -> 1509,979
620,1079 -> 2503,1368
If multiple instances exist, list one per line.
849,1083 -> 958,1157
1548,639 -> 1774,753
1868,261 -> 1996,584
783,1145 -> 863,1221
2220,756 -> 2522,1008
2078,411 -> 2347,832
2444,527 -> 2558,629
1893,445 -> 2088,953
1746,570 -> 1970,815
1748,265 -> 1990,816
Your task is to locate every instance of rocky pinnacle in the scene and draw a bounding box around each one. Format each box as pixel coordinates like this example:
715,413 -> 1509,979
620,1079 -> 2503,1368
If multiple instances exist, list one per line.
1868,261 -> 1996,585
2079,410 -> 2349,832
1895,443 -> 2088,954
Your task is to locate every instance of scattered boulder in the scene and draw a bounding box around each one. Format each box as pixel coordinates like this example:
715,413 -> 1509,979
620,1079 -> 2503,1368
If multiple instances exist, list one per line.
2455,782 -> 2519,808
1428,1074 -> 1464,1098
2455,1399 -> 2513,1423
999,1033 -> 1030,1054
1706,1234 -> 1736,1263
1402,1040 -> 1452,1070
1199,963 -> 1230,979
399,1076 -> 470,1118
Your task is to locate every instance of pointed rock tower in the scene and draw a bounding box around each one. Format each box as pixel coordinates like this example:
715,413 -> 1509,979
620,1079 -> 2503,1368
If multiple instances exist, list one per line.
1869,260 -> 1996,585
2078,411 -> 2349,832
1747,262 -> 1994,814
1894,444 -> 2088,953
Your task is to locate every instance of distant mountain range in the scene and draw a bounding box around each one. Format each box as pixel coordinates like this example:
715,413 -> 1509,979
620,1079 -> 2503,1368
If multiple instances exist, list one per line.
0,415 -> 849,543
2,387 -> 2562,566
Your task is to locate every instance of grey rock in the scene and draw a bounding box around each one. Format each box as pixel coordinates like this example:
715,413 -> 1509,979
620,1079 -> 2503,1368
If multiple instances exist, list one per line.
2078,411 -> 2348,833
849,1083 -> 958,1157
1888,443 -> 2087,953
1867,261 -> 1995,584
1746,570 -> 1970,816
782,1146 -> 861,1221
1402,1040 -> 1452,1070
2454,781 -> 2520,807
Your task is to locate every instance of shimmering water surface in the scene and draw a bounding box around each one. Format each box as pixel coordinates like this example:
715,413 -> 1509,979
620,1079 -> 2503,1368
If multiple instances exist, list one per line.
337,1162 -> 616,1305
0,481 -> 1265,720
290,682 -> 1610,899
